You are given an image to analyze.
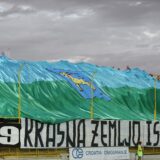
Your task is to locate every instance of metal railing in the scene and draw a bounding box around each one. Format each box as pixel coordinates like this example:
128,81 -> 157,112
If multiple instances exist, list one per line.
0,148 -> 68,159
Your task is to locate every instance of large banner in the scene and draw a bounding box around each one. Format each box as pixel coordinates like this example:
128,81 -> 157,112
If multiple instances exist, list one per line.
20,118 -> 160,148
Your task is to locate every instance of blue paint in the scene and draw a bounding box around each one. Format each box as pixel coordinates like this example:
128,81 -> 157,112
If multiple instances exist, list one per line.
46,68 -> 111,101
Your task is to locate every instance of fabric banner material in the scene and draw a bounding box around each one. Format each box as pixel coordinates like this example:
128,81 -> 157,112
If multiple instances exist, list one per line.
20,118 -> 160,148
1,56 -> 160,124
69,147 -> 130,160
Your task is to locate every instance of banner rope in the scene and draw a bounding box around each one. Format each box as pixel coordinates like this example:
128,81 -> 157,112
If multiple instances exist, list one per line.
154,76 -> 157,121
17,63 -> 24,124
90,71 -> 96,119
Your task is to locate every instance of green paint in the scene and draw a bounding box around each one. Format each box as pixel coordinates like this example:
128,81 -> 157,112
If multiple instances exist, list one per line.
0,81 -> 159,123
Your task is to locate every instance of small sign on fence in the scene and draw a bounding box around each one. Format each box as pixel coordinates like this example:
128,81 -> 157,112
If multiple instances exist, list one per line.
69,147 -> 130,160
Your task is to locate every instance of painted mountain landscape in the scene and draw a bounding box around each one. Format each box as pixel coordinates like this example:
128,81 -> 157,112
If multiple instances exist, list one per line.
0,55 -> 159,124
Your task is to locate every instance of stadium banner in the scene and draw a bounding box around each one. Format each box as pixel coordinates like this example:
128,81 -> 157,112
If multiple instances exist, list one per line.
69,147 -> 130,160
0,121 -> 20,147
20,118 -> 160,148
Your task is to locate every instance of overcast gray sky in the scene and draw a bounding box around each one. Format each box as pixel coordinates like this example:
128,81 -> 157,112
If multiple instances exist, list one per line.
0,0 -> 160,73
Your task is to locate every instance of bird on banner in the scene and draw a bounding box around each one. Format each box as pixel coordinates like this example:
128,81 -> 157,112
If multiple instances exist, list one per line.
46,68 -> 111,101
